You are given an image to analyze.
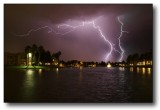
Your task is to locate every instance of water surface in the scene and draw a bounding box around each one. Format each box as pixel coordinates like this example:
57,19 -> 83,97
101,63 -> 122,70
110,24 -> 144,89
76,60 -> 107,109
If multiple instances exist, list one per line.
4,67 -> 153,102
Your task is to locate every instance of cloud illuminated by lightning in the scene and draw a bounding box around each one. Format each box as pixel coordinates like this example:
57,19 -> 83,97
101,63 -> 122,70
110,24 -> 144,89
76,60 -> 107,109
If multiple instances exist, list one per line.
14,16 -> 128,62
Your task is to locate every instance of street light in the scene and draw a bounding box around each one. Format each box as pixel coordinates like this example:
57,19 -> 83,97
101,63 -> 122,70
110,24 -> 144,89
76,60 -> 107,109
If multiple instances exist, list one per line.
28,53 -> 32,58
27,53 -> 32,66
107,63 -> 112,68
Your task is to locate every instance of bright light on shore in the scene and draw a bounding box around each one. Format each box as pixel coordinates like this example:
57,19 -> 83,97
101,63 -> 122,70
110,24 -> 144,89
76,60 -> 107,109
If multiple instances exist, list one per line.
28,53 -> 32,58
107,63 -> 112,68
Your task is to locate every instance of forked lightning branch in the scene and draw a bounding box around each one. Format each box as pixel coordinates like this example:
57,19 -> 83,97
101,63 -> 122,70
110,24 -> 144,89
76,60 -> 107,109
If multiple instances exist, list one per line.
15,16 -> 128,62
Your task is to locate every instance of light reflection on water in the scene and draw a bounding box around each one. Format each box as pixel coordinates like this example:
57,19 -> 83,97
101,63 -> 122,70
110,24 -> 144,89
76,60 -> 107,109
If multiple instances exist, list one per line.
5,67 -> 153,102
130,67 -> 133,72
147,68 -> 151,75
56,68 -> 59,72
56,68 -> 59,78
38,69 -> 42,76
142,68 -> 146,74
27,69 -> 34,75
56,68 -> 59,74
79,68 -> 83,82
119,67 -> 125,71
137,67 -> 140,73
127,67 -> 152,75
22,69 -> 35,99
25,69 -> 34,87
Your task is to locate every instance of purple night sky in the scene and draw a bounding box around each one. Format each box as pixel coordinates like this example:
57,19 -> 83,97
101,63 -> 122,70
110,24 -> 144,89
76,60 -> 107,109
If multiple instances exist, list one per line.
4,4 -> 153,62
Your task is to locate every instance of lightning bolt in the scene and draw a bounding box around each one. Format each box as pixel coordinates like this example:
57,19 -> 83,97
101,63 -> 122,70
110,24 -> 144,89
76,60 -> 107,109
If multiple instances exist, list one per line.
57,20 -> 113,61
15,26 -> 53,37
117,17 -> 128,62
15,22 -> 85,36
91,21 -> 113,61
56,22 -> 85,35
14,16 -> 128,62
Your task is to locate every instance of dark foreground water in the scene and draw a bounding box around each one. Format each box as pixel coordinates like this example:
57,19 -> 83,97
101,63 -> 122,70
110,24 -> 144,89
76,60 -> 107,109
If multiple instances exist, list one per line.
4,67 -> 153,103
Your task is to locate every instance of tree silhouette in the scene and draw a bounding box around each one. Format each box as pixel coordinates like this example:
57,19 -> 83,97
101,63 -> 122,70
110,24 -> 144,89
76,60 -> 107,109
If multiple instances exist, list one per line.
127,55 -> 133,64
52,51 -> 61,61
37,46 -> 45,65
31,44 -> 38,65
44,51 -> 52,63
25,45 -> 32,54
127,51 -> 152,66
52,51 -> 62,66
132,53 -> 139,66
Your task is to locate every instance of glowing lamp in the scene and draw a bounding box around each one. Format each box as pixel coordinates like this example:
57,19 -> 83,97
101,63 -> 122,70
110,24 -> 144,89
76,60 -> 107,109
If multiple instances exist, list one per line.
28,53 -> 32,58
107,63 -> 111,68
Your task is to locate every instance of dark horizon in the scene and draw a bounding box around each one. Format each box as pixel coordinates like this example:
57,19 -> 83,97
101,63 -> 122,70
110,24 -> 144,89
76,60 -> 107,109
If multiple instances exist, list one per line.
4,4 -> 153,62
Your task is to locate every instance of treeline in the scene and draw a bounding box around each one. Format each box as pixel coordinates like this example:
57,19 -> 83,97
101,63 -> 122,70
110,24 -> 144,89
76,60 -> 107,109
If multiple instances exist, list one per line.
59,60 -> 108,67
126,51 -> 152,65
25,44 -> 61,65
24,44 -> 152,67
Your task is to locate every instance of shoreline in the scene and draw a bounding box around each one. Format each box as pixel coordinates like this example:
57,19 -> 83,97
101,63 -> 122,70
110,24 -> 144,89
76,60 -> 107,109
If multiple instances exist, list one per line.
4,65 -> 152,69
